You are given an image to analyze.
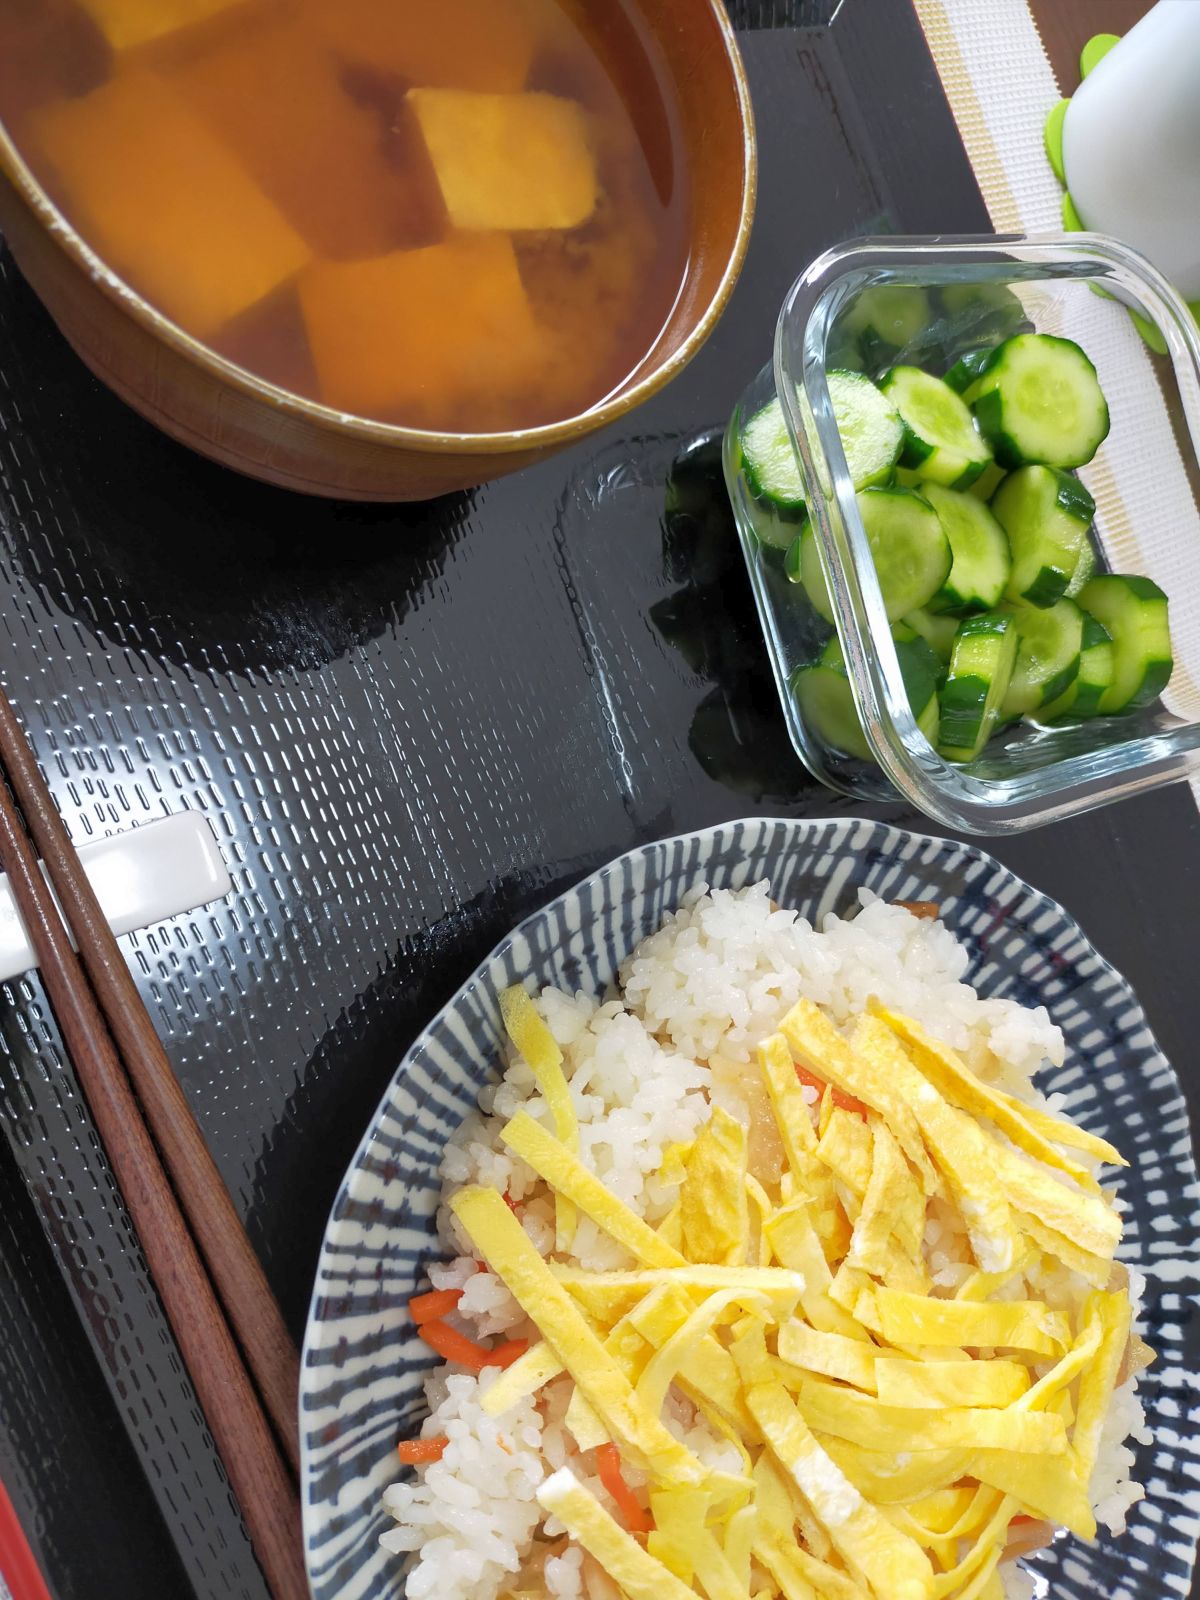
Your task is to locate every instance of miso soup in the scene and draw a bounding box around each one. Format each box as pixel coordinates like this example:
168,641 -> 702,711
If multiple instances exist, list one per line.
0,0 -> 692,433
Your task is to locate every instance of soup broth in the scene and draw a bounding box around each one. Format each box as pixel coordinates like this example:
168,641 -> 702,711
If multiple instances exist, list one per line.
0,0 -> 691,433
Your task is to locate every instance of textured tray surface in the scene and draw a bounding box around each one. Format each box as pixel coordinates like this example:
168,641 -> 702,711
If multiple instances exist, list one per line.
0,3 -> 1197,1597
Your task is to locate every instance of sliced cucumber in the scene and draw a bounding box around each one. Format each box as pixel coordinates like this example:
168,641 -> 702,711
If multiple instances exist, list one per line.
828,370 -> 905,489
920,483 -> 1012,614
843,286 -> 932,365
999,598 -> 1085,719
740,396 -> 806,514
784,532 -> 804,584
939,284 -> 1029,344
1038,613 -> 1115,721
1077,573 -> 1173,713
792,628 -> 941,761
892,624 -> 944,743
794,523 -> 828,613
826,333 -> 867,374
880,366 -> 994,488
968,333 -> 1110,469
991,464 -> 1094,607
900,459 -> 1005,501
753,505 -> 802,551
902,606 -> 959,665
792,641 -> 872,761
858,489 -> 953,618
937,612 -> 1018,762
740,372 -> 902,513
1064,537 -> 1097,597
797,487 -> 951,623
915,696 -> 940,744
968,461 -> 1007,502
944,348 -> 994,395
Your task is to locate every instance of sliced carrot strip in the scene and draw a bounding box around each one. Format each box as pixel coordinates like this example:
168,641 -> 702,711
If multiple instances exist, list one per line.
595,1442 -> 652,1534
503,1193 -> 522,1214
794,1060 -> 867,1118
397,1435 -> 448,1464
894,899 -> 940,921
418,1319 -> 497,1370
409,1288 -> 463,1324
488,1338 -> 530,1369
1004,1517 -> 1055,1557
417,1319 -> 529,1372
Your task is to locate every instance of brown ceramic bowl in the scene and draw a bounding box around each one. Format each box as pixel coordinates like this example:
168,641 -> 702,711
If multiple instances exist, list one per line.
0,2 -> 755,501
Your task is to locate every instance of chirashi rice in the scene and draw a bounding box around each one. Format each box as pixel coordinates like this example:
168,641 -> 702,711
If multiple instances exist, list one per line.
381,883 -> 1149,1600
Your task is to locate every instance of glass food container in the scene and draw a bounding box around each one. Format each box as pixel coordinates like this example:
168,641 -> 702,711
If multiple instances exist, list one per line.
723,233 -> 1200,833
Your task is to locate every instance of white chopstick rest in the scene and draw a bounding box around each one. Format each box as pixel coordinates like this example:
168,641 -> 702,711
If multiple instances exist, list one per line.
0,812 -> 232,983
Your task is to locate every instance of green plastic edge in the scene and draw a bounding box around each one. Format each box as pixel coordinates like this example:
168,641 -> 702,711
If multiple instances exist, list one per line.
1130,310 -> 1169,357
1079,34 -> 1120,79
1044,99 -> 1068,185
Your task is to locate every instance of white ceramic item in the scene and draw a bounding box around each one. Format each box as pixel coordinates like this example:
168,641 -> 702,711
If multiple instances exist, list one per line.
1063,0 -> 1200,300
0,811 -> 231,982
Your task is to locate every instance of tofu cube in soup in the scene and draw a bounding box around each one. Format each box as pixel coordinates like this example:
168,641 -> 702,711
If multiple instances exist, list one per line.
31,71 -> 309,335
410,89 -> 597,232
172,17 -> 443,260
297,234 -> 544,423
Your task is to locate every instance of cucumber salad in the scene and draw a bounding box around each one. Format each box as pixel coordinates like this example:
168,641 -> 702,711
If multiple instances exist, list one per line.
739,300 -> 1174,766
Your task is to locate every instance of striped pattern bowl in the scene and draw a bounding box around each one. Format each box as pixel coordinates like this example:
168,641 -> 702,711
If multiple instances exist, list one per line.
300,817 -> 1200,1600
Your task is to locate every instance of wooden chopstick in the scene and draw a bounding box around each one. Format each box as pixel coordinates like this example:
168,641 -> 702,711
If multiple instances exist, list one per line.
0,722 -> 309,1600
0,689 -> 301,1473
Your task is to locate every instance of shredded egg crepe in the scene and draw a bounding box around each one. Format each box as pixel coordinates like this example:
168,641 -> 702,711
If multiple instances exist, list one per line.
382,889 -> 1152,1600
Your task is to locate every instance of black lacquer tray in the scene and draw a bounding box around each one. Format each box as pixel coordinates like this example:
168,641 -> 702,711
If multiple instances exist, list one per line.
0,3 -> 1197,1596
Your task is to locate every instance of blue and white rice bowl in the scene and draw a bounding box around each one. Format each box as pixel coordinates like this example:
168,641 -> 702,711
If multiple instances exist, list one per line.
301,818 -> 1200,1600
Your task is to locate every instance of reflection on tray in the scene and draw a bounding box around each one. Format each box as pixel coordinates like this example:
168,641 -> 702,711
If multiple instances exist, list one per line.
0,270 -> 470,674
655,430 -> 810,802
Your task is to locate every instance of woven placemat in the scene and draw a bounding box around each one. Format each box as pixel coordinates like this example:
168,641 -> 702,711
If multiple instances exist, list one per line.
914,0 -> 1200,809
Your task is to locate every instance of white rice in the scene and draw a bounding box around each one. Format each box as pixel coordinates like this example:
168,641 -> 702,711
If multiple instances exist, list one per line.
619,883 -> 1063,1081
381,1374 -> 546,1600
441,992 -> 712,1275
385,883 -> 1146,1600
